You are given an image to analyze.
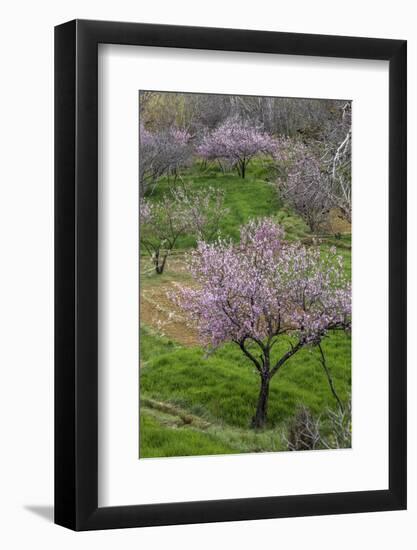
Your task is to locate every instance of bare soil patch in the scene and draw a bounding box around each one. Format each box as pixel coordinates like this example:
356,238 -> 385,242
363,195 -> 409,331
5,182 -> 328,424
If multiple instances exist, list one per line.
327,208 -> 351,234
140,253 -> 199,346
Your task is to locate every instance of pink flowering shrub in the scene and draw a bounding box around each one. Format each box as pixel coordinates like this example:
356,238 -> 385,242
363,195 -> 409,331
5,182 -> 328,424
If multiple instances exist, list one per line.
172,218 -> 351,428
197,120 -> 277,178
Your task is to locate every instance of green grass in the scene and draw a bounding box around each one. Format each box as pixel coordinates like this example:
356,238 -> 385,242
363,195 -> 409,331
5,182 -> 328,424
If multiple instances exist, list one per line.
140,325 -> 179,367
272,208 -> 309,240
140,403 -> 289,457
151,161 -> 284,247
140,329 -> 351,431
140,413 -> 237,458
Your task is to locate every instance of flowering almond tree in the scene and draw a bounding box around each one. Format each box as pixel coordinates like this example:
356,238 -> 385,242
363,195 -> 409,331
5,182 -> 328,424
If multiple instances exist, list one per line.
140,125 -> 193,195
173,185 -> 229,242
197,120 -> 277,179
275,140 -> 332,232
140,186 -> 228,274
140,193 -> 188,274
275,122 -> 352,231
173,219 -> 351,428
283,149 -> 332,232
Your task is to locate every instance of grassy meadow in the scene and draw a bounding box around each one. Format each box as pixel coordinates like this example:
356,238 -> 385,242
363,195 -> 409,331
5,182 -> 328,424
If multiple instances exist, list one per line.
139,159 -> 351,458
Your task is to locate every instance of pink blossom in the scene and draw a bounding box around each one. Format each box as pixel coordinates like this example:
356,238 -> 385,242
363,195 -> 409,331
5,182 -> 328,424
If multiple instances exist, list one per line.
197,120 -> 278,178
139,124 -> 193,194
140,185 -> 228,274
172,218 -> 351,348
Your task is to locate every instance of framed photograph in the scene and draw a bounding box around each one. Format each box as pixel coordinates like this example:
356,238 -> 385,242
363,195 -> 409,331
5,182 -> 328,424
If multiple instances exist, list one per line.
55,19 -> 406,530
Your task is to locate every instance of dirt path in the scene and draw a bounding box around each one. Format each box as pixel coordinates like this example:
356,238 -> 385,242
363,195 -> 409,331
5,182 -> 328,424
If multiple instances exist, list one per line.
140,254 -> 200,346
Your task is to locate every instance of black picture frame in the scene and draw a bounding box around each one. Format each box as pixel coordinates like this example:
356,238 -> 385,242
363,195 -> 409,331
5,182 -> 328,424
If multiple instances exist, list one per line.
55,19 -> 407,531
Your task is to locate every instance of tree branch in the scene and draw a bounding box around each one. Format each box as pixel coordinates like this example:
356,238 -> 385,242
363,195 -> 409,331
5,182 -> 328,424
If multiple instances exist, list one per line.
317,343 -> 344,412
269,340 -> 304,379
238,338 -> 263,374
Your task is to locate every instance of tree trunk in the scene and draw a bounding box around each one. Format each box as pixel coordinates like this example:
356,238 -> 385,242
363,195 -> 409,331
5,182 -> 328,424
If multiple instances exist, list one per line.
252,375 -> 270,429
154,251 -> 168,274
